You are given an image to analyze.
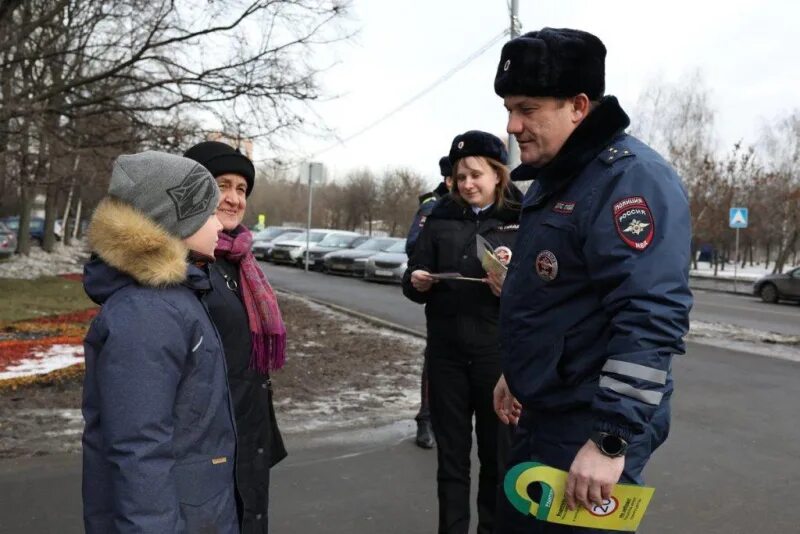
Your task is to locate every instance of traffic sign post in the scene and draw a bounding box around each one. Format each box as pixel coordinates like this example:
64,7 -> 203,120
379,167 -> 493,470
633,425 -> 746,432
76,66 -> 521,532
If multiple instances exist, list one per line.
729,208 -> 749,293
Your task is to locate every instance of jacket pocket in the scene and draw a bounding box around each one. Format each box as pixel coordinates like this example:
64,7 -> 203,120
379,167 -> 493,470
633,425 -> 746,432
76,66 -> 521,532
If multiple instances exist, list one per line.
175,456 -> 234,506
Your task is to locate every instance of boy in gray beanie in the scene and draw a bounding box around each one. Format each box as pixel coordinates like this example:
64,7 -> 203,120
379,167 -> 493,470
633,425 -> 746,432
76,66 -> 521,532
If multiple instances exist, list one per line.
81,151 -> 240,533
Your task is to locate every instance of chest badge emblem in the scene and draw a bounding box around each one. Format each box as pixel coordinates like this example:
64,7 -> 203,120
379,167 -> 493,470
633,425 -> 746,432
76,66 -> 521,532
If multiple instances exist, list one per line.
535,250 -> 558,282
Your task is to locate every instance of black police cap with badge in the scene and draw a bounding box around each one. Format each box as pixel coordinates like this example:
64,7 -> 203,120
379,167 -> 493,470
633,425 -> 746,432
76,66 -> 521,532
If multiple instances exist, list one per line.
448,130 -> 508,168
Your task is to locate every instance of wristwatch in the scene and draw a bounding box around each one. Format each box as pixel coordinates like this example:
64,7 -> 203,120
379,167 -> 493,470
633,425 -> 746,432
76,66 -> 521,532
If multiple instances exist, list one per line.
590,431 -> 629,458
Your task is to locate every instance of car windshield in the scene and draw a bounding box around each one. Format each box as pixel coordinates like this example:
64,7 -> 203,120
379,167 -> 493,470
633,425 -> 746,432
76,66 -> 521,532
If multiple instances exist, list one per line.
355,238 -> 399,251
319,234 -> 358,247
308,231 -> 328,242
2,218 -> 19,230
255,227 -> 293,241
385,240 -> 407,253
0,222 -> 9,233
279,232 -> 303,242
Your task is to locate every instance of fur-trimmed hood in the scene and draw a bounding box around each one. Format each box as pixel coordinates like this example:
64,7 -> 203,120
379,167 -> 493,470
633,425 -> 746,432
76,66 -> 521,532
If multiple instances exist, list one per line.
87,197 -> 189,288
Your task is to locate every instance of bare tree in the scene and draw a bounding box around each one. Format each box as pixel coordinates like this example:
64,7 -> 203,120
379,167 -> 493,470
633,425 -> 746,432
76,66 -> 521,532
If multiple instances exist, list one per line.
632,71 -> 719,268
0,0 -> 353,253
342,168 -> 379,234
760,110 -> 800,273
378,167 -> 425,237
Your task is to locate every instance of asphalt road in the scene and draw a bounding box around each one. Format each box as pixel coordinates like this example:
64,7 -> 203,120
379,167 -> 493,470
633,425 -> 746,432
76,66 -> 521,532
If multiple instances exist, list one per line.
264,264 -> 800,338
691,288 -> 800,336
1,264 -> 799,533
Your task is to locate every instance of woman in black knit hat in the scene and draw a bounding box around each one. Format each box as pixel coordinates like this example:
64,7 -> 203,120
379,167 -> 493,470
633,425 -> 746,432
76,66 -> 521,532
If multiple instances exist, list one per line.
402,130 -> 521,534
184,140 -> 287,534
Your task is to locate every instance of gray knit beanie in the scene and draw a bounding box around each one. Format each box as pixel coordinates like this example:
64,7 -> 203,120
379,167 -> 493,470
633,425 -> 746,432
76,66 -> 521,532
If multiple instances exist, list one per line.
108,151 -> 220,239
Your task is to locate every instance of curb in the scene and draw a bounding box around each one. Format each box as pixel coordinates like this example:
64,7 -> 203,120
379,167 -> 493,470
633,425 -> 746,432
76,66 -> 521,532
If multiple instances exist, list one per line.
276,289 -> 426,340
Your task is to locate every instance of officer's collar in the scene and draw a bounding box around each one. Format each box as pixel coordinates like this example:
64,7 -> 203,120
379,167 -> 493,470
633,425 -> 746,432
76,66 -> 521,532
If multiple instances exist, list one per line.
510,96 -> 630,190
430,183 -> 522,223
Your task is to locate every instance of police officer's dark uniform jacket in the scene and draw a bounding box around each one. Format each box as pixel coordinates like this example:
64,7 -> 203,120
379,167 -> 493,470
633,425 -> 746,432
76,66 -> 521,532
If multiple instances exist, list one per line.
497,99 -> 692,533
403,190 -> 521,330
405,180 -> 450,257
403,178 -> 521,534
501,95 -> 691,442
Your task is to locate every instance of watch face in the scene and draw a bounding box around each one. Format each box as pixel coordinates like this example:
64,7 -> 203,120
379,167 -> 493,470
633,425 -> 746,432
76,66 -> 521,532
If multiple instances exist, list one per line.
601,434 -> 625,456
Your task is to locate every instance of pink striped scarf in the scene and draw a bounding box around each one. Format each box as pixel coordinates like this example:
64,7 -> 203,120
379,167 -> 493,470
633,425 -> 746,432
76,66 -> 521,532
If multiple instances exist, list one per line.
215,226 -> 286,373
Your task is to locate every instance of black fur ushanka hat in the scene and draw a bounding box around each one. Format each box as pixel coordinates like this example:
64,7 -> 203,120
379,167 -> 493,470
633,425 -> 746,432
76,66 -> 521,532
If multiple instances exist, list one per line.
494,27 -> 606,100
438,156 -> 453,177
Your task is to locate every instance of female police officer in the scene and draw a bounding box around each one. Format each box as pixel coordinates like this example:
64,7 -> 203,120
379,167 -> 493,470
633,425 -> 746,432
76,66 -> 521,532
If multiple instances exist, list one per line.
402,130 -> 521,534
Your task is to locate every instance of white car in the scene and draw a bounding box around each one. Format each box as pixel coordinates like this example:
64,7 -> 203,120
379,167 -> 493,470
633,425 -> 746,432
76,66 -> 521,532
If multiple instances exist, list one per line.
270,229 -> 339,267
251,226 -> 304,260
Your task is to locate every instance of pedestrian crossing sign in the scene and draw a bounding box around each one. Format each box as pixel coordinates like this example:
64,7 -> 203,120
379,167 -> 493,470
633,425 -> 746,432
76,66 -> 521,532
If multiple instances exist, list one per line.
729,208 -> 748,229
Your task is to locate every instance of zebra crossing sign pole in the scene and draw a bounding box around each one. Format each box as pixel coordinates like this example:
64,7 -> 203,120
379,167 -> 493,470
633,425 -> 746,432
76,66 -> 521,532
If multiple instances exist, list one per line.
729,207 -> 748,293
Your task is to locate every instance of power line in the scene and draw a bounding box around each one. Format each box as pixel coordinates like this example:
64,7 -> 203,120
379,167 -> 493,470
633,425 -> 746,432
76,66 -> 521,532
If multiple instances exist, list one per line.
308,27 -> 510,159
255,27 -> 510,171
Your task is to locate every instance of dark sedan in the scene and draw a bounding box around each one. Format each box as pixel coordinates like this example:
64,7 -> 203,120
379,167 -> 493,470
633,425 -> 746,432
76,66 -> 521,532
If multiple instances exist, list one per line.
323,237 -> 404,277
363,240 -> 407,283
753,267 -> 800,303
307,232 -> 365,270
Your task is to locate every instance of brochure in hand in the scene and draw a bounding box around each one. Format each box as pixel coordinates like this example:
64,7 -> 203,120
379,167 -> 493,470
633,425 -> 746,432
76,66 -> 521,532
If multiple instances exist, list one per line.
476,234 -> 508,277
504,462 -> 654,531
428,272 -> 485,282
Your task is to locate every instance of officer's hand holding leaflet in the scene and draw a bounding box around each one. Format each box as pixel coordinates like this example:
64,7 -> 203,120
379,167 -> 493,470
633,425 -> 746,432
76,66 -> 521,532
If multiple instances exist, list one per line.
410,269 -> 437,292
565,441 -> 625,511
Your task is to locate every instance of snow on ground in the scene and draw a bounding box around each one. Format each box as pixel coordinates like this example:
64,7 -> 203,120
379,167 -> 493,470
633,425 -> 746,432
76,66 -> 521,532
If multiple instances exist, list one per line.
274,292 -> 425,434
0,240 -> 89,279
689,320 -> 800,363
689,262 -> 791,281
0,344 -> 84,380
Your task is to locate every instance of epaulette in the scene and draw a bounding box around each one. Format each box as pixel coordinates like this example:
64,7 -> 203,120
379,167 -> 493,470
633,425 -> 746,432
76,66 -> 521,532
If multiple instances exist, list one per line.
418,192 -> 437,205
598,144 -> 635,165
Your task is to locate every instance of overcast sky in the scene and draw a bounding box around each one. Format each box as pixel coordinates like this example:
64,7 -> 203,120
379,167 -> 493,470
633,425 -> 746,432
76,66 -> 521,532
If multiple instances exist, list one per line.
274,0 -> 797,187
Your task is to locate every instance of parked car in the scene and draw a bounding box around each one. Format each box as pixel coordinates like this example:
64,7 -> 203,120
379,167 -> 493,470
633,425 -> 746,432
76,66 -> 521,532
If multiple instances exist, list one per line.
251,226 -> 304,260
270,229 -> 332,267
0,216 -> 48,244
0,221 -> 17,258
307,232 -> 365,270
324,237 -> 404,277
753,267 -> 800,303
363,239 -> 407,283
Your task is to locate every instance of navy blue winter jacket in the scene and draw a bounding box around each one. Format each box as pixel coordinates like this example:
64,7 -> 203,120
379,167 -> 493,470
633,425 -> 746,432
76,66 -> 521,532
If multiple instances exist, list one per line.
500,97 -> 693,442
81,197 -> 239,533
405,181 -> 450,257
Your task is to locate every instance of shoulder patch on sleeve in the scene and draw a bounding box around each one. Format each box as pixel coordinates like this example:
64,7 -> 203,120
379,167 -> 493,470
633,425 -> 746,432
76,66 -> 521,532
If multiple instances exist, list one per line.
613,196 -> 654,251
418,215 -> 427,228
599,145 -> 635,165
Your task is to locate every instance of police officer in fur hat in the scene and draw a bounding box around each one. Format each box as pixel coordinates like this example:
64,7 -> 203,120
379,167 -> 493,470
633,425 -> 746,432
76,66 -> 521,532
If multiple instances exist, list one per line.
489,28 -> 692,532
403,131 -> 522,534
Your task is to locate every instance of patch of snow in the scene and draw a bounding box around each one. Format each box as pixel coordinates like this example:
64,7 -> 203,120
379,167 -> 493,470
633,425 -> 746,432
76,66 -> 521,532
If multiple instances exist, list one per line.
690,262 -> 791,281
0,344 -> 84,380
689,320 -> 800,362
0,240 -> 89,279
